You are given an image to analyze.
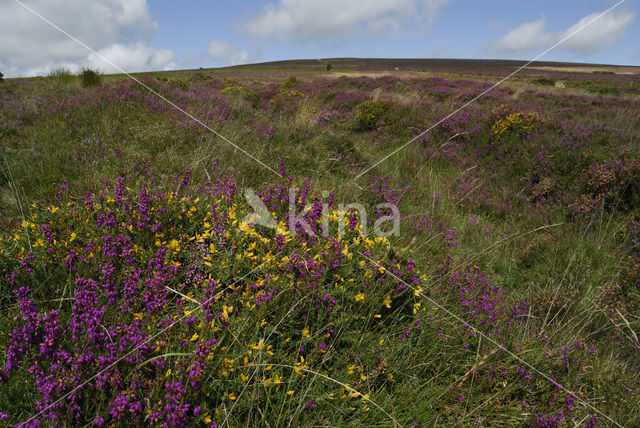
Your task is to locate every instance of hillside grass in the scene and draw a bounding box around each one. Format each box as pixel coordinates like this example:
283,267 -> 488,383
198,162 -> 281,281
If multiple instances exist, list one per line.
0,63 -> 639,426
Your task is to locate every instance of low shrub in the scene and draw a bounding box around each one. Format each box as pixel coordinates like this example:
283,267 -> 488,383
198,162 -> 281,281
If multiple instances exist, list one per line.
490,104 -> 545,141
222,85 -> 262,108
531,77 -> 555,86
570,155 -> 640,215
268,89 -> 305,111
168,78 -> 190,92
80,67 -> 102,87
353,99 -> 391,132
281,75 -> 297,89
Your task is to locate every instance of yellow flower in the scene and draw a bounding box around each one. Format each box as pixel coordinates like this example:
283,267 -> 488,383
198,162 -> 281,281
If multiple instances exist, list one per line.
250,339 -> 265,350
302,326 -> 310,338
355,293 -> 365,302
204,415 -> 212,423
190,333 -> 199,342
166,239 -> 180,251
383,296 -> 391,308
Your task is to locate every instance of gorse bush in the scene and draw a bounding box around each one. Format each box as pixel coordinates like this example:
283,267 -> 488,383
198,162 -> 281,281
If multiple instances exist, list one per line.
221,77 -> 240,86
353,99 -> 390,132
168,78 -> 190,92
80,67 -> 102,87
490,104 -> 545,141
221,85 -> 261,108
281,75 -> 297,89
268,89 -> 305,112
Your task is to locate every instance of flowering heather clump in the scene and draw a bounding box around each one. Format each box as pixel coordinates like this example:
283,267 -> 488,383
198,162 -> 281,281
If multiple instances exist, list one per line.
0,172 -> 450,426
569,155 -> 640,215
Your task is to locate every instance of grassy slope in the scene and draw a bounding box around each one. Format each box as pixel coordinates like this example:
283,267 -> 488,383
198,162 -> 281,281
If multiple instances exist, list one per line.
0,60 -> 639,426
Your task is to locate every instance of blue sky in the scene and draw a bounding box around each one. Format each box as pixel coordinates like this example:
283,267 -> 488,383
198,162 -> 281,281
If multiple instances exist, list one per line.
149,0 -> 638,68
0,0 -> 637,77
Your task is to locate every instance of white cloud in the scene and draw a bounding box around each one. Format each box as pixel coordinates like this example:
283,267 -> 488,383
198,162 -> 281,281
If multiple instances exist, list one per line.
490,19 -> 555,56
231,51 -> 250,66
207,41 -> 236,61
207,40 -> 250,66
0,0 -> 175,77
88,43 -> 175,74
560,10 -> 635,55
489,9 -> 635,58
243,0 -> 449,41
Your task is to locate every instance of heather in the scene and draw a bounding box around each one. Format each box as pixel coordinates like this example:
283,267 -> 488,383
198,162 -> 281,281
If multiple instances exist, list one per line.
1,60 -> 639,426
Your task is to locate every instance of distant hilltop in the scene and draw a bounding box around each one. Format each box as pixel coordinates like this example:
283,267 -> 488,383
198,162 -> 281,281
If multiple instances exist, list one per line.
218,57 -> 640,76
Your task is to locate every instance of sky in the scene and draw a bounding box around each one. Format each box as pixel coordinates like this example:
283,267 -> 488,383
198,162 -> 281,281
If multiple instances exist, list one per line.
0,0 -> 638,78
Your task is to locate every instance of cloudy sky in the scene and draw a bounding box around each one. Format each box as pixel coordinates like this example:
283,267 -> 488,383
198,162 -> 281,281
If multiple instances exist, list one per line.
0,0 -> 637,77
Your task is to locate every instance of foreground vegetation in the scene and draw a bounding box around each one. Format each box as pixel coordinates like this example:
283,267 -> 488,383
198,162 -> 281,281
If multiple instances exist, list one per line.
0,61 -> 639,426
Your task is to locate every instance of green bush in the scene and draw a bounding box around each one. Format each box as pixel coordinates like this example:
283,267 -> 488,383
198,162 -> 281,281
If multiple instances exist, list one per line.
531,77 -> 555,86
326,63 -> 333,71
568,80 -> 621,96
0,71 -> 4,82
80,68 -> 102,87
